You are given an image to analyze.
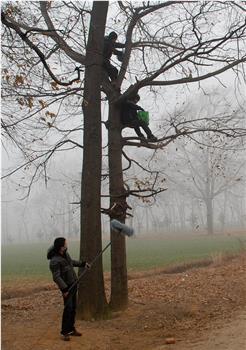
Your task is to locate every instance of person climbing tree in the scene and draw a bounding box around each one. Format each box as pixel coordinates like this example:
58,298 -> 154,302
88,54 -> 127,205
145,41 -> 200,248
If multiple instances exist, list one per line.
121,94 -> 158,142
103,31 -> 125,82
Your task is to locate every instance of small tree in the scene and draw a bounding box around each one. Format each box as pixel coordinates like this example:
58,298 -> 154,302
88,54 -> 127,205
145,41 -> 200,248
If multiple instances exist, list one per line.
160,97 -> 246,234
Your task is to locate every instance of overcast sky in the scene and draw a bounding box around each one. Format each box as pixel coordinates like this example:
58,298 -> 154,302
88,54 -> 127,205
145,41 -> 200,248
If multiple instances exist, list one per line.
1,2 -> 246,244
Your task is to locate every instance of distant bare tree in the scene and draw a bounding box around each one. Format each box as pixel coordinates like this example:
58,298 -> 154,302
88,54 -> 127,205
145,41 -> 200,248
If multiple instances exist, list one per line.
161,126 -> 245,234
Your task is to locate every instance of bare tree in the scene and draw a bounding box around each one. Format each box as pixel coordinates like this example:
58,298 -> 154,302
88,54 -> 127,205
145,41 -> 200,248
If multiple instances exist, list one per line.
1,0 -> 109,319
161,127 -> 245,234
104,1 -> 246,308
2,1 -> 246,313
78,1 -> 109,319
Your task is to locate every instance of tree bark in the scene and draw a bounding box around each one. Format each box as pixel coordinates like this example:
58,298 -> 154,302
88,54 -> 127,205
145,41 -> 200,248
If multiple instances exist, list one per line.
108,102 -> 128,310
77,1 -> 109,320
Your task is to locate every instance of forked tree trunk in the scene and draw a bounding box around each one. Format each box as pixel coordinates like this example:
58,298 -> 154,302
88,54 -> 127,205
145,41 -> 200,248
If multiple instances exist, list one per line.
77,1 -> 109,320
108,102 -> 128,310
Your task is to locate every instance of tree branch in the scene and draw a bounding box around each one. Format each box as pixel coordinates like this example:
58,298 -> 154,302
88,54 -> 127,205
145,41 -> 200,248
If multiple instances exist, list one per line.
143,57 -> 246,87
1,139 -> 83,180
117,1 -> 185,85
39,1 -> 85,64
1,11 -> 82,86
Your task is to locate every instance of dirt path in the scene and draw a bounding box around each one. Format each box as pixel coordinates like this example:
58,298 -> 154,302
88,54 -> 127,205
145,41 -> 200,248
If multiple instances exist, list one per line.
2,253 -> 246,350
166,310 -> 246,350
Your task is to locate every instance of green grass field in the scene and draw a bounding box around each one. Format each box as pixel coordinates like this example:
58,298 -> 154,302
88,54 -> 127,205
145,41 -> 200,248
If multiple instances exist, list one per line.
1,233 -> 246,281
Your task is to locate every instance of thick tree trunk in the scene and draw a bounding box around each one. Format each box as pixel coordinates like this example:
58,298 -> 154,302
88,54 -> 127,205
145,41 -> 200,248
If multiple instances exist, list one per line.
108,102 -> 128,310
77,1 -> 109,320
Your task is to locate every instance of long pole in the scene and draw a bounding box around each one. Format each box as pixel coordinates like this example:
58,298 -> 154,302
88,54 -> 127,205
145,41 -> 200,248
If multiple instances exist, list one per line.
67,241 -> 111,293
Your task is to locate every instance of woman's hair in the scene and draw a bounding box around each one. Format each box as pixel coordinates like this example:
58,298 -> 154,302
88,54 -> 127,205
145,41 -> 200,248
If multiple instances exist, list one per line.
53,237 -> 66,252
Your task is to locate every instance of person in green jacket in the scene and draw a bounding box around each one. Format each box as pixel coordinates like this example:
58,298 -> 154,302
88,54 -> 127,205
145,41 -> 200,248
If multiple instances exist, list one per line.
121,94 -> 158,142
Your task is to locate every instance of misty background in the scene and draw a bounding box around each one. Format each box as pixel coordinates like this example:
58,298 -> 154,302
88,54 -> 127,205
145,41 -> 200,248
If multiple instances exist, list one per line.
2,72 -> 245,245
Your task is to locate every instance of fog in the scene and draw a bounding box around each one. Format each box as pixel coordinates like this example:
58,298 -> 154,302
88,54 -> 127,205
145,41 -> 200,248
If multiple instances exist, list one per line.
1,73 -> 245,245
1,1 -> 246,244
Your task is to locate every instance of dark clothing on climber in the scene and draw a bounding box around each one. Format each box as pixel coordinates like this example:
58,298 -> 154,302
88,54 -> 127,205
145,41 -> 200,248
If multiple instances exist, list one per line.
121,97 -> 157,141
103,32 -> 125,81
